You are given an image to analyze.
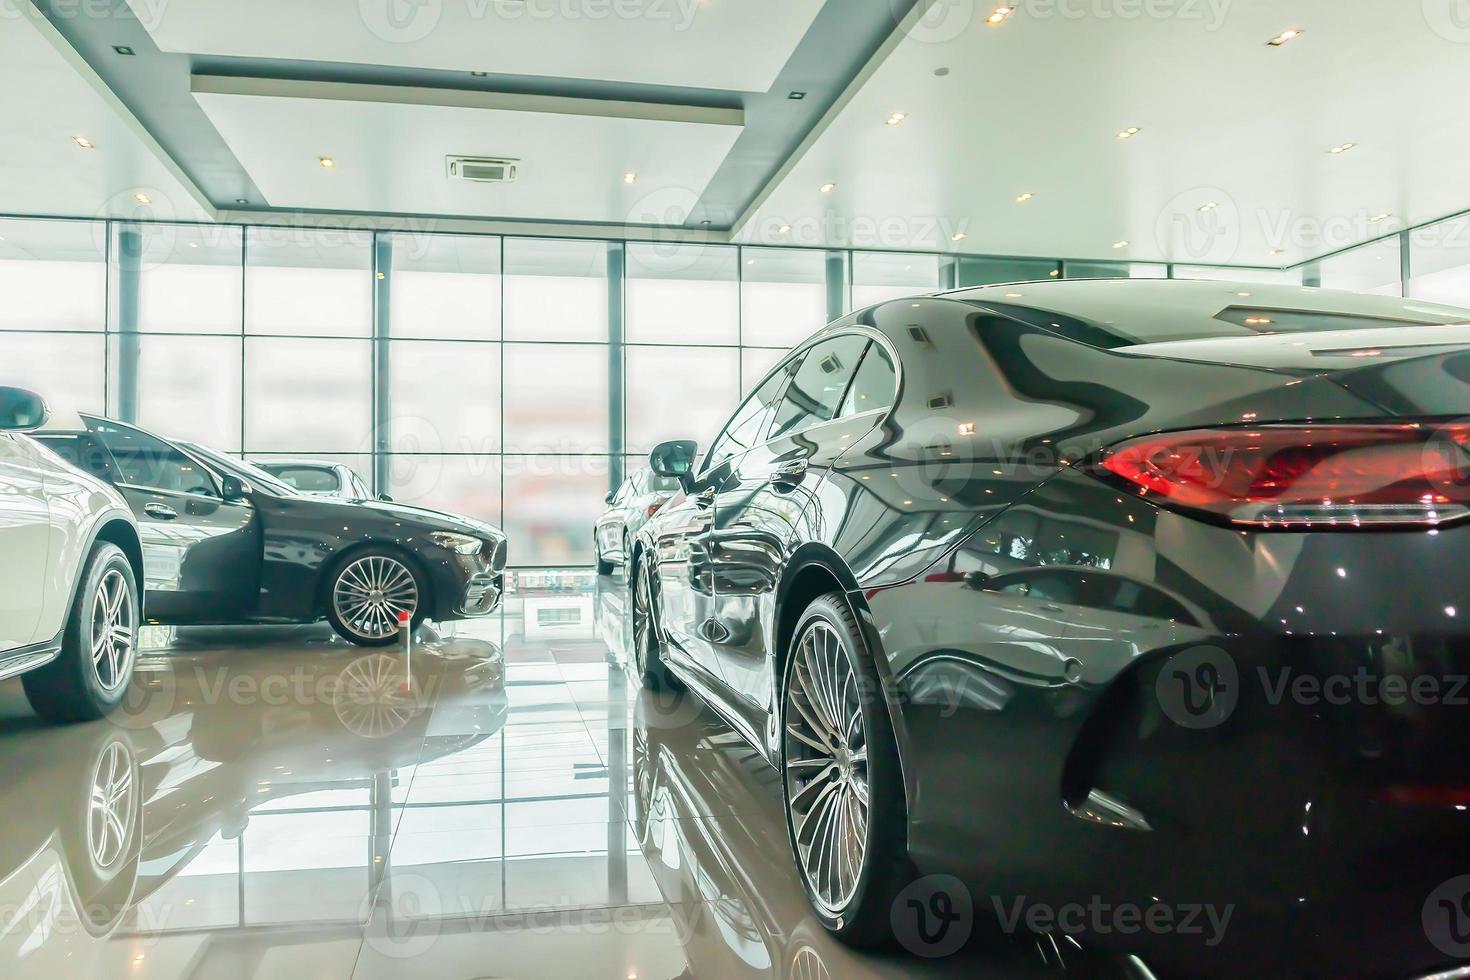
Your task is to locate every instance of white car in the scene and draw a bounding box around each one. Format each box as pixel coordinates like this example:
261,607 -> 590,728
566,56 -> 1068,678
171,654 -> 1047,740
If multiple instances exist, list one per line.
250,458 -> 375,500
0,387 -> 144,722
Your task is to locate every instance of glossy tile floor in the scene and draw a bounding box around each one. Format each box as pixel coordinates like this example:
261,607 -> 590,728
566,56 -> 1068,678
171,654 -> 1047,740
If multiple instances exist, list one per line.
0,571 -> 1106,979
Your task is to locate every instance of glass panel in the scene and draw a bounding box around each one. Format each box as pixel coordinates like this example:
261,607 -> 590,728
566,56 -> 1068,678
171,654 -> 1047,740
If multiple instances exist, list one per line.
0,332 -> 105,414
626,243 -> 738,345
503,343 -> 609,455
741,347 -> 788,395
124,223 -> 243,334
127,335 -> 243,451
388,233 -> 500,340
740,247 -> 826,347
503,454 -> 608,565
624,346 -> 739,454
769,334 -> 868,440
956,256 -> 1060,286
840,343 -> 896,416
503,238 -> 608,342
245,229 -> 372,336
387,340 -> 501,454
1409,216 -> 1470,305
850,252 -> 941,309
1316,238 -> 1401,295
1172,265 -> 1303,285
1065,260 -> 1167,280
387,454 -> 502,525
244,337 -> 372,451
0,217 -> 106,331
89,420 -> 219,496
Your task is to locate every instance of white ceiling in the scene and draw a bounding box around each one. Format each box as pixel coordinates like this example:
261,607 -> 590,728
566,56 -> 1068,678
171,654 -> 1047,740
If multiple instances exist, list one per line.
129,0 -> 825,93
194,83 -> 743,222
740,0 -> 1470,264
0,13 -> 208,222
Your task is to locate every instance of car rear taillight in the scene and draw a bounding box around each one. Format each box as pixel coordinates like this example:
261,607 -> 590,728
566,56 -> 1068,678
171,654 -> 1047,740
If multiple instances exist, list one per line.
645,500 -> 665,519
1092,422 -> 1470,528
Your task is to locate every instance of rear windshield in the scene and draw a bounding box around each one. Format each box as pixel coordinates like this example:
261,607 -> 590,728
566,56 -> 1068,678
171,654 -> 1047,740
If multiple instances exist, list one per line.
957,281 -> 1470,348
261,464 -> 341,493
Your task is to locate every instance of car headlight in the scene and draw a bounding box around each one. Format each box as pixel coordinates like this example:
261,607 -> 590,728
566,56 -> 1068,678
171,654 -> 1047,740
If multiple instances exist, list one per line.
429,531 -> 482,555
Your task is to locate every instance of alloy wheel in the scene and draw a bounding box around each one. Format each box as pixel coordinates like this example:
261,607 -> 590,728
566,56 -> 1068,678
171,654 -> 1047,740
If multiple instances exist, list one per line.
633,560 -> 654,678
784,620 -> 869,916
334,653 -> 419,737
87,740 -> 136,872
333,555 -> 419,640
90,569 -> 134,692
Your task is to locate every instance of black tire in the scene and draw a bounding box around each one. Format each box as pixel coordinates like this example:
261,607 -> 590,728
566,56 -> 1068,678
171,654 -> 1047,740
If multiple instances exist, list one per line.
631,552 -> 680,690
779,592 -> 910,945
23,543 -> 139,724
325,549 -> 427,647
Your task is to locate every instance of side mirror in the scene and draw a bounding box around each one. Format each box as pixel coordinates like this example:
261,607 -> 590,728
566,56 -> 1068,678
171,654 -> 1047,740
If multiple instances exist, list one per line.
604,490 -> 615,505
378,493 -> 394,503
649,439 -> 698,493
0,387 -> 49,431
221,475 -> 252,501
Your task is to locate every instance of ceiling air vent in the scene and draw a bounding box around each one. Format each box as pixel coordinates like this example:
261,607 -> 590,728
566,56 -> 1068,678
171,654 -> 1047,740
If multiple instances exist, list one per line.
447,156 -> 520,183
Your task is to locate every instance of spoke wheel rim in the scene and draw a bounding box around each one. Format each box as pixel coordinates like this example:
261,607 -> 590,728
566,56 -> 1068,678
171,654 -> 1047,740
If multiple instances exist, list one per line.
334,653 -> 418,737
333,556 -> 418,640
784,620 -> 869,917
87,740 -> 136,872
632,562 -> 653,677
90,569 -> 134,692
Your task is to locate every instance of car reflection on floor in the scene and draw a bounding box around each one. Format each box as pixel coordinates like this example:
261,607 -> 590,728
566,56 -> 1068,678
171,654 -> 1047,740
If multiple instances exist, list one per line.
0,579 -> 1126,979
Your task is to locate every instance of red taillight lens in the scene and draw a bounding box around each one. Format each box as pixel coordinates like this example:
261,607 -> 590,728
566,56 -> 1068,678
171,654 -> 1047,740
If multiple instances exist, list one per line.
1093,422 -> 1470,528
645,501 -> 665,519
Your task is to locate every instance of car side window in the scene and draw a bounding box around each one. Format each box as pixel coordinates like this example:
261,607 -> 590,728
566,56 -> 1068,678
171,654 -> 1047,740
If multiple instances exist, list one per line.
87,421 -> 220,498
702,359 -> 798,473
767,334 -> 869,441
839,342 -> 897,417
350,473 -> 371,498
33,434 -> 118,484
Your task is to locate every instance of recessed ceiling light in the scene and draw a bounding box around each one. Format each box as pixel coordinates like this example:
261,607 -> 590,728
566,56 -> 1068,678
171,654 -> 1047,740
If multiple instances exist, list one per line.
1115,127 -> 1141,140
986,4 -> 1015,24
1267,28 -> 1304,46
470,70 -> 488,77
787,91 -> 807,100
1244,316 -> 1273,326
1328,142 -> 1356,154
1197,201 -> 1219,212
133,192 -> 150,204
318,156 -> 335,168
819,181 -> 836,193
112,45 -> 135,56
952,232 -> 967,241
1004,292 -> 1023,298
885,112 -> 907,126
235,198 -> 248,205
1015,192 -> 1033,203
1369,211 -> 1391,222
777,224 -> 791,234
623,171 -> 637,184
72,136 -> 94,149
1112,240 -> 1129,249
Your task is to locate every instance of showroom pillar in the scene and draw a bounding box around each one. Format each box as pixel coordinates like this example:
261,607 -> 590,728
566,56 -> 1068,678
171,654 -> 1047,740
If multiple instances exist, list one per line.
372,234 -> 393,494
114,224 -> 142,422
607,243 -> 626,491
825,250 -> 847,320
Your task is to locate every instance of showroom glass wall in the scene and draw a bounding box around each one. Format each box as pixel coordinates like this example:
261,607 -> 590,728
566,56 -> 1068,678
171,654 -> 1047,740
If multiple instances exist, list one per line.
4,212 -> 1467,564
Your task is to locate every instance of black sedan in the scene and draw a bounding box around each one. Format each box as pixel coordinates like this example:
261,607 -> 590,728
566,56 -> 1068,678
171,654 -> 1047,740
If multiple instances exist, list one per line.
34,414 -> 507,646
630,278 -> 1470,977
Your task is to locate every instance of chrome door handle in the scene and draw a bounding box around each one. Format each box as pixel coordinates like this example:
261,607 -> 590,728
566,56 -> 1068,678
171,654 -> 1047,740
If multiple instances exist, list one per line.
771,460 -> 808,486
144,502 -> 178,520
